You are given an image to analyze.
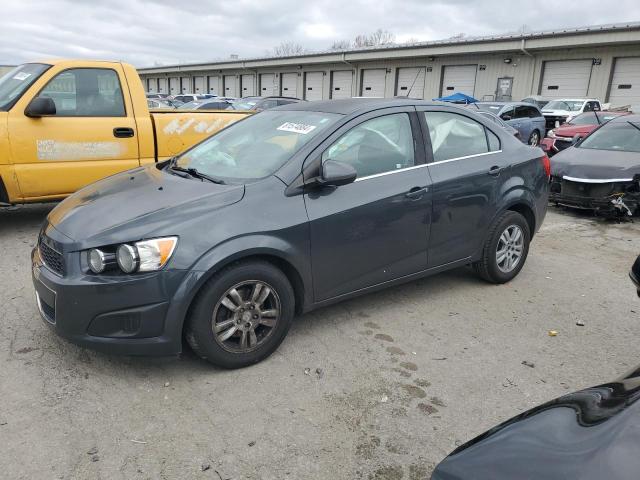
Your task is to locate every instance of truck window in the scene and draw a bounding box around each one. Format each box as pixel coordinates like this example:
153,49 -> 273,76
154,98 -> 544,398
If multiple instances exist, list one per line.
37,68 -> 125,117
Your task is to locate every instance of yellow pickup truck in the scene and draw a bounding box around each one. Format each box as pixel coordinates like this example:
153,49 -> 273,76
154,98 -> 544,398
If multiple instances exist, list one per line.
0,59 -> 251,205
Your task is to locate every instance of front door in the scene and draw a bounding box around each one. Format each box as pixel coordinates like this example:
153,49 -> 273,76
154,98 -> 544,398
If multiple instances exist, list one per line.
304,109 -> 432,301
419,108 -> 505,267
8,65 -> 139,200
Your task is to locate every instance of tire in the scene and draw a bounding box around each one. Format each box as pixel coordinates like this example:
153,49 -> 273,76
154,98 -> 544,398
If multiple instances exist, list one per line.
528,130 -> 540,147
185,260 -> 295,369
473,211 -> 531,284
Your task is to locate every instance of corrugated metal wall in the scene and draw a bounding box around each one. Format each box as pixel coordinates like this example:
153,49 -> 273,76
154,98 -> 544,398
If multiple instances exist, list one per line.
140,44 -> 640,105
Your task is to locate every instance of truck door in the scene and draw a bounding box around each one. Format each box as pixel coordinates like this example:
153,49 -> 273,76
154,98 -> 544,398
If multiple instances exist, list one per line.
7,65 -> 139,200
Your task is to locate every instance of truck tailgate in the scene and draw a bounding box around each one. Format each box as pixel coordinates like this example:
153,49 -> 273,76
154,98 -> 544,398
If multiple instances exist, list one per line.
151,111 -> 252,160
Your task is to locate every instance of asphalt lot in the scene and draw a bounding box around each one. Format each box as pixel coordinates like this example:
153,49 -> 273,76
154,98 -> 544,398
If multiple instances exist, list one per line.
1,204 -> 639,480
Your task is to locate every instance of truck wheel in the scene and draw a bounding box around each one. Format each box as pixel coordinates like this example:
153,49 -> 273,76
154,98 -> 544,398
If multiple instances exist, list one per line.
473,211 -> 531,284
185,260 -> 295,369
528,130 -> 540,146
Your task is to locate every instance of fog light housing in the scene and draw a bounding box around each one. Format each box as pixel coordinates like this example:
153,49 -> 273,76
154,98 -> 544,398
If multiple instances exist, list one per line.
117,244 -> 139,273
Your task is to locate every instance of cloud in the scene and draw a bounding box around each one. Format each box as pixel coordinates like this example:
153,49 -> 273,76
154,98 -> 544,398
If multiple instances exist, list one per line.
0,0 -> 639,67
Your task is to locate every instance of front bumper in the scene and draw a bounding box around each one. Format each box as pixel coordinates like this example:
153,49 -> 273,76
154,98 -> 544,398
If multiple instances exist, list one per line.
32,242 -> 188,356
549,176 -> 640,217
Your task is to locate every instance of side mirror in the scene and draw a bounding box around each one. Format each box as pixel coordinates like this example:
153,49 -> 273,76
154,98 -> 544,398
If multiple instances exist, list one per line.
25,97 -> 56,118
319,160 -> 357,187
501,115 -> 512,121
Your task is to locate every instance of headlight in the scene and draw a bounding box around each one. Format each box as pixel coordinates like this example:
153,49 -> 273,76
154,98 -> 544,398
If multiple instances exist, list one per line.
548,129 -> 556,138
135,237 -> 178,272
117,244 -> 139,273
88,248 -> 107,273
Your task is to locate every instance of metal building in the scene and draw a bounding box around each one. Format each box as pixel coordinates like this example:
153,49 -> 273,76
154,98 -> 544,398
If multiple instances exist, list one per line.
139,22 -> 640,109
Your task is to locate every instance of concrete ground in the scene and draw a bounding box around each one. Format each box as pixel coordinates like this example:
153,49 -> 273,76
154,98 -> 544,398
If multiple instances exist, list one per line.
1,204 -> 639,480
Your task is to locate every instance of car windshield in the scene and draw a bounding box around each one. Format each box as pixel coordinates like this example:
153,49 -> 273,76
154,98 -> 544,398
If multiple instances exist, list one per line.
232,101 -> 258,110
568,113 -> 599,126
579,122 -> 640,153
475,103 -> 503,113
544,100 -> 584,111
0,63 -> 50,110
175,110 -> 341,182
178,101 -> 201,109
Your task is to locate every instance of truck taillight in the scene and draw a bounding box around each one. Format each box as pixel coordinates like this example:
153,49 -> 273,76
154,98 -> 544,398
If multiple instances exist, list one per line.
541,155 -> 551,179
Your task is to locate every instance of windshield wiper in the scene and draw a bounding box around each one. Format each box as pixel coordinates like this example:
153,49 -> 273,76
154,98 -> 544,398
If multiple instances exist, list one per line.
627,121 -> 640,134
169,164 -> 226,184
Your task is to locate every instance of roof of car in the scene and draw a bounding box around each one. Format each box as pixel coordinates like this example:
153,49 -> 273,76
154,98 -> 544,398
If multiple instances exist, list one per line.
276,97 -> 444,114
475,101 -> 537,108
609,113 -> 640,123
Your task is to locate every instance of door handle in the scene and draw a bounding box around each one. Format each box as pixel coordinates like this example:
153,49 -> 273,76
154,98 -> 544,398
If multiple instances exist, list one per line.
113,127 -> 135,138
405,186 -> 428,200
488,166 -> 503,177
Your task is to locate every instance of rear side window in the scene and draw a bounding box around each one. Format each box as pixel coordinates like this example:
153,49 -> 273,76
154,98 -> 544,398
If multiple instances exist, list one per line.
323,113 -> 415,178
38,68 -> 125,117
424,112 -> 498,161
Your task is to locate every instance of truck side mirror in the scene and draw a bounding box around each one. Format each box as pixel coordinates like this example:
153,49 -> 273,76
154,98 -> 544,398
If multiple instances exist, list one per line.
25,97 -> 56,118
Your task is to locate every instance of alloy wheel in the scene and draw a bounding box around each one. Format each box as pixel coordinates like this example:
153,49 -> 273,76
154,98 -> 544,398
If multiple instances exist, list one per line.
212,280 -> 281,353
496,225 -> 524,273
529,131 -> 540,146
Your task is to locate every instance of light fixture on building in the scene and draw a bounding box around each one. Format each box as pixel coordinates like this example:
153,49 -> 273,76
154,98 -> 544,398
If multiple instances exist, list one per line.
593,58 -> 602,65
504,58 -> 512,64
428,56 -> 435,61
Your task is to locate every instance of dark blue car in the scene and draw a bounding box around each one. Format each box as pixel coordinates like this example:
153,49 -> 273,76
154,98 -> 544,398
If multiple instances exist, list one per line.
470,101 -> 546,146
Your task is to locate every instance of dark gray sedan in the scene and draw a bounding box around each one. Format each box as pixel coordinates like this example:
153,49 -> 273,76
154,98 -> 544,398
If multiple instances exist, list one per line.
32,99 -> 550,368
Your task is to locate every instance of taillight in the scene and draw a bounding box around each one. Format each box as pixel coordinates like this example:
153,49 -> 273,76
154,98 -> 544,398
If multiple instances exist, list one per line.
541,155 -> 551,179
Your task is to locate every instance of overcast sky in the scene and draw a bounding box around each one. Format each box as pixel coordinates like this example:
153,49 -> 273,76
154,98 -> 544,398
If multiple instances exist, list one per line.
2,0 -> 640,67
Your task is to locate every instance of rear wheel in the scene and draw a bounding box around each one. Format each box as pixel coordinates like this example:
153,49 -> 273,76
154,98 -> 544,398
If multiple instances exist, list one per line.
473,211 -> 531,283
185,261 -> 295,368
528,130 -> 540,146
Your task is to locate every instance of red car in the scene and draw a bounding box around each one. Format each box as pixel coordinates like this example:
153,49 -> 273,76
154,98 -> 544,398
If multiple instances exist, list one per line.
541,111 -> 628,155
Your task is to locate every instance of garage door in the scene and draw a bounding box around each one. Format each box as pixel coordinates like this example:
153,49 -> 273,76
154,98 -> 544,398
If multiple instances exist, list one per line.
361,69 -> 386,97
169,77 -> 180,95
181,77 -> 191,93
147,78 -> 157,93
223,75 -> 237,97
304,72 -> 324,100
157,78 -> 167,94
396,67 -> 425,98
207,76 -> 219,95
541,60 -> 593,98
241,74 -> 256,97
281,73 -> 298,97
193,76 -> 205,94
441,65 -> 477,96
260,74 -> 277,96
608,57 -> 640,109
331,71 -> 352,99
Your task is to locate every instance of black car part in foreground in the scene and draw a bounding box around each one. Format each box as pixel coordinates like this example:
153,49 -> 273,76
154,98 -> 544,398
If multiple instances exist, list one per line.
631,254 -> 640,297
32,98 -> 549,368
549,115 -> 640,218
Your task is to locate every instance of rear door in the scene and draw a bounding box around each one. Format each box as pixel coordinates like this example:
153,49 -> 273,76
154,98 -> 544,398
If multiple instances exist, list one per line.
8,64 -> 139,200
418,107 -> 505,267
511,105 -> 533,140
304,107 -> 431,301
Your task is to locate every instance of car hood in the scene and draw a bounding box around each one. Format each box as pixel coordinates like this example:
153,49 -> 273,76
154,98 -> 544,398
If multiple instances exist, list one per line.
47,165 -> 245,248
550,147 -> 640,180
431,367 -> 640,480
554,124 -> 595,138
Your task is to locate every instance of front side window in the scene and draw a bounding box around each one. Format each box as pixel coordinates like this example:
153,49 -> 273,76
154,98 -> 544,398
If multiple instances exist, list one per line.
578,122 -> 640,153
424,112 -> 497,162
38,68 -> 125,116
500,106 -> 515,121
0,63 -> 50,111
177,110 -> 340,182
322,113 -> 415,179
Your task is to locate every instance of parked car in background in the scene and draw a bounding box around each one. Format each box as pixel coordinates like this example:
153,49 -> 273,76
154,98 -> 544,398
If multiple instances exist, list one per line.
178,99 -> 234,110
146,93 -> 171,100
173,93 -> 216,104
470,101 -> 546,146
233,96 -> 304,111
549,114 -> 640,217
0,59 -> 251,205
472,110 -> 521,140
521,95 -> 550,109
541,111 -> 628,155
542,98 -> 602,131
147,99 -> 181,110
32,98 -> 549,368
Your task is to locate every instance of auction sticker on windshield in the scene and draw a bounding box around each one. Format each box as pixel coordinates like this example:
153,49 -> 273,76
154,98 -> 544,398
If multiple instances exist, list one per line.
277,122 -> 317,134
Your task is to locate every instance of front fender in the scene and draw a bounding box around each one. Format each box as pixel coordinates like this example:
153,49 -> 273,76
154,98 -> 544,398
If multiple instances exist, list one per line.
163,232 -> 312,343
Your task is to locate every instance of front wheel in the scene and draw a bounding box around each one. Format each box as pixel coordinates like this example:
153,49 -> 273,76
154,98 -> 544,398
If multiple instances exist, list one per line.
185,261 -> 295,368
473,211 -> 531,284
528,130 -> 541,146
